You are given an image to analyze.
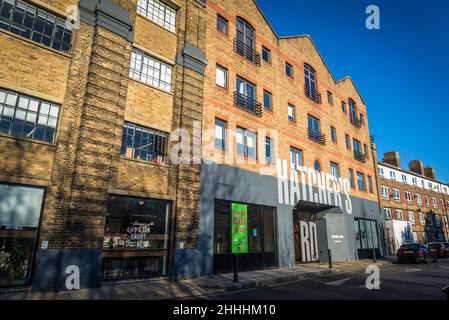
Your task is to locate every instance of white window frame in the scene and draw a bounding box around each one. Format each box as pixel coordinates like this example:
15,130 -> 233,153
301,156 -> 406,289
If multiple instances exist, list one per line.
419,213 -> 425,225
396,210 -> 403,220
401,174 -> 407,183
390,171 -> 396,180
405,191 -> 412,203
416,194 -> 422,205
425,196 -> 430,207
381,186 -> 389,199
393,188 -> 401,201
408,211 -> 415,224
384,208 -> 392,219
137,0 -> 177,32
432,197 -> 438,208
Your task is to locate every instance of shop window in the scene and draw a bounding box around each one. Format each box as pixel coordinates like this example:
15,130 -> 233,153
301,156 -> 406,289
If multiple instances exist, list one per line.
102,195 -> 171,280
0,184 -> 44,287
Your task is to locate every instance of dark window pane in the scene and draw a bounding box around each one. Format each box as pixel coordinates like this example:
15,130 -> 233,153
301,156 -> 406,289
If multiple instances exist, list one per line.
31,32 -> 42,42
34,17 -> 44,33
41,35 -> 51,46
0,2 -> 13,20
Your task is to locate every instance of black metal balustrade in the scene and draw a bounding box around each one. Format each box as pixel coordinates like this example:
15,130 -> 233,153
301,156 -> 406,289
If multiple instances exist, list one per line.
350,113 -> 363,128
233,38 -> 261,67
304,84 -> 322,104
234,92 -> 263,117
308,128 -> 326,145
354,150 -> 367,163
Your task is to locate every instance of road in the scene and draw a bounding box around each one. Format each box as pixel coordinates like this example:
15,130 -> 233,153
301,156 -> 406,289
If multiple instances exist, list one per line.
194,259 -> 449,300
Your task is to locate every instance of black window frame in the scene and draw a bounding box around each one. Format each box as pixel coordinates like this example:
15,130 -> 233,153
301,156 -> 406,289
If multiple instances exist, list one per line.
330,126 -> 337,143
263,90 -> 272,111
285,62 -> 294,78
214,118 -> 227,150
262,46 -> 271,63
217,14 -> 228,35
327,91 -> 333,105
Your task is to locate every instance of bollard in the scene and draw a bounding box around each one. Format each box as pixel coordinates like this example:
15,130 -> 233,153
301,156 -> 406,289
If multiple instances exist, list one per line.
328,249 -> 333,269
372,248 -> 377,263
233,254 -> 239,283
442,285 -> 449,301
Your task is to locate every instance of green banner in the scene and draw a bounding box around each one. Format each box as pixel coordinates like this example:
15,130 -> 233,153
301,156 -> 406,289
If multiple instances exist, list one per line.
231,203 -> 248,254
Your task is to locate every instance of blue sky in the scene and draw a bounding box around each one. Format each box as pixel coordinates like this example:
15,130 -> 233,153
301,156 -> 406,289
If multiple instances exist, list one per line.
255,0 -> 449,182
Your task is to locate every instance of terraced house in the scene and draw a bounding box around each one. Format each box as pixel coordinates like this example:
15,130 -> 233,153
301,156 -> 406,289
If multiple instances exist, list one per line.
0,0 -> 207,291
379,152 -> 449,254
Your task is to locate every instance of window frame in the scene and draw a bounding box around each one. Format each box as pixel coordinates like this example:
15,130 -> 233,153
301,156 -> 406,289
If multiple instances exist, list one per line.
215,64 -> 228,89
137,0 -> 177,33
216,13 -> 228,35
214,118 -> 227,150
287,103 -> 296,122
262,46 -> 271,63
330,162 -> 340,179
330,126 -> 337,143
263,90 -> 272,111
285,62 -> 294,78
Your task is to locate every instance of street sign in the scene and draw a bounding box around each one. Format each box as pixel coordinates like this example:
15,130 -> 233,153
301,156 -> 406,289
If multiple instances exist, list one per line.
231,203 -> 248,254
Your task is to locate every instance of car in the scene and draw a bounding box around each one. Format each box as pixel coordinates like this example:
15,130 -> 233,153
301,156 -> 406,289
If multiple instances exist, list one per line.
397,243 -> 430,264
427,242 -> 449,258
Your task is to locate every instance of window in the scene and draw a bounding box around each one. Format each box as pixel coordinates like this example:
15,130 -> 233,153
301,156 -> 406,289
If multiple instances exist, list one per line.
367,176 -> 373,194
349,169 -> 355,188
364,144 -> 369,159
396,210 -> 403,220
417,213 -> 425,225
236,17 -> 255,50
427,214 -> 433,226
263,90 -> 272,110
341,101 -> 347,113
421,180 -> 425,188
290,147 -> 303,169
379,167 -> 384,177
330,162 -> 340,179
408,212 -> 415,224
345,134 -> 351,150
405,191 -> 412,203
357,172 -> 366,191
354,218 -> 379,250
215,65 -> 228,89
262,46 -> 271,63
285,62 -> 293,78
444,216 -> 448,227
359,113 -> 365,125
265,137 -> 273,163
236,76 -> 257,112
393,188 -> 400,201
314,160 -> 321,172
432,197 -> 438,208
0,0 -> 73,52
425,196 -> 430,207
214,118 -> 227,150
288,104 -> 296,122
236,127 -> 257,159
0,88 -> 60,143
435,215 -> 441,226
348,98 -> 357,119
308,115 -> 320,132
327,91 -> 333,105
401,174 -> 407,184
103,195 -> 171,280
381,186 -> 389,199
412,177 -> 417,186
384,208 -> 392,219
390,170 -> 396,180
130,48 -> 173,92
330,127 -> 337,143
120,122 -> 168,163
137,0 -> 176,32
416,194 -> 422,205
216,14 -> 228,34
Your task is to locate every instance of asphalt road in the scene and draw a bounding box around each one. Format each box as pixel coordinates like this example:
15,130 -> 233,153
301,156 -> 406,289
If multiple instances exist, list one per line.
195,259 -> 449,300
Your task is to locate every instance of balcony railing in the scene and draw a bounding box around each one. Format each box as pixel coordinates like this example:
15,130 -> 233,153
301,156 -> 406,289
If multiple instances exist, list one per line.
233,92 -> 263,117
304,84 -> 322,104
350,113 -> 363,128
233,38 -> 261,67
307,128 -> 326,146
354,150 -> 367,163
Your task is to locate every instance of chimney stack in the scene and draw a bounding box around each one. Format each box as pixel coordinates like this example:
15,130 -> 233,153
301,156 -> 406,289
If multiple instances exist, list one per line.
409,160 -> 424,175
424,166 -> 436,180
382,151 -> 400,168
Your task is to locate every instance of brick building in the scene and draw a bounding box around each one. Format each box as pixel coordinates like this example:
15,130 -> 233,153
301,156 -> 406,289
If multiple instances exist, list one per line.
378,152 -> 449,254
0,0 -> 207,291
179,0 -> 386,280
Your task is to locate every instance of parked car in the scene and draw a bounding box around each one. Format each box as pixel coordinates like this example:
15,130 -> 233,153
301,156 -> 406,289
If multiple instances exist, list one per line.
427,242 -> 449,258
397,243 -> 430,264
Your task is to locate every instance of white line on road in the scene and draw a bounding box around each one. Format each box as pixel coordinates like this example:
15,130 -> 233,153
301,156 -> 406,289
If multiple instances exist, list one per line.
325,278 -> 351,286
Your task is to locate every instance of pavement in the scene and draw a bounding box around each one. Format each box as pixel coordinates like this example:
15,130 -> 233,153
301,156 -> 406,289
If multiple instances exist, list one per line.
193,258 -> 449,300
0,259 -> 387,300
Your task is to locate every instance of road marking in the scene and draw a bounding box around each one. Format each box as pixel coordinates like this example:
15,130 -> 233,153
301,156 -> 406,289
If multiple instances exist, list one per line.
439,266 -> 449,269
325,278 -> 351,286
401,268 -> 422,273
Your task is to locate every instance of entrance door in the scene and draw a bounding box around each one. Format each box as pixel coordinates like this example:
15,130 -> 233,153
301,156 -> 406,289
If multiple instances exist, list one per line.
293,209 -> 319,263
213,200 -> 277,274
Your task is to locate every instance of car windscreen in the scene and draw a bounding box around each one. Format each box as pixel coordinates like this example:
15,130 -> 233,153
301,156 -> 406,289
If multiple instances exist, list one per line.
400,244 -> 423,250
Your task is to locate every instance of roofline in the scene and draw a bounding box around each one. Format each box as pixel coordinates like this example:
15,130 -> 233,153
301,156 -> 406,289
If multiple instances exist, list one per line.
251,0 -> 366,105
378,161 -> 449,187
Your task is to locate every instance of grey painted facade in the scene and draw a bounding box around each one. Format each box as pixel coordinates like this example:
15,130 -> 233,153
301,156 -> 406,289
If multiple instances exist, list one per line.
172,162 -> 386,280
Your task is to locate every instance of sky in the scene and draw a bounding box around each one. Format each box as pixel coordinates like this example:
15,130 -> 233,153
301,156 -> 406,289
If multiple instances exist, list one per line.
255,0 -> 449,183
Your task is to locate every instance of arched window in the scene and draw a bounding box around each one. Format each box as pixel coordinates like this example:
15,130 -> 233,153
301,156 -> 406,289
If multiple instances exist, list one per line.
348,98 -> 357,118
304,63 -> 317,96
314,160 -> 321,172
236,17 -> 255,50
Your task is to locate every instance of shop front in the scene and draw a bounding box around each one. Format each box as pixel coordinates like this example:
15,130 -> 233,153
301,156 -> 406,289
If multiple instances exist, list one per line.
102,195 -> 171,281
0,183 -> 45,288
213,200 -> 277,274
354,218 -> 381,259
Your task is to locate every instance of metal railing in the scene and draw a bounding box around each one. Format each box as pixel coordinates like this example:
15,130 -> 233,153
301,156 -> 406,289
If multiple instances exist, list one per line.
308,128 -> 326,145
350,113 -> 363,128
304,84 -> 322,104
233,92 -> 263,117
233,38 -> 261,67
354,150 -> 367,163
